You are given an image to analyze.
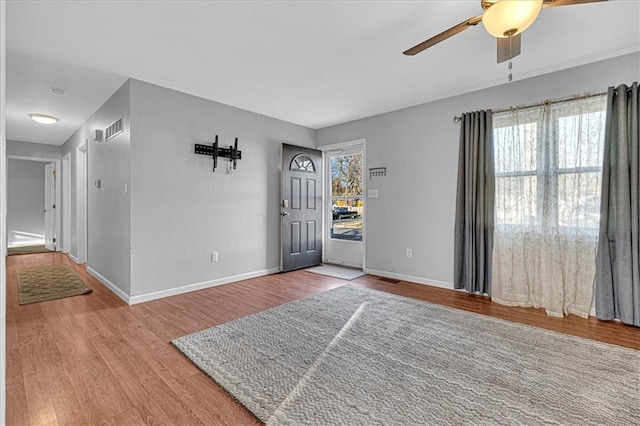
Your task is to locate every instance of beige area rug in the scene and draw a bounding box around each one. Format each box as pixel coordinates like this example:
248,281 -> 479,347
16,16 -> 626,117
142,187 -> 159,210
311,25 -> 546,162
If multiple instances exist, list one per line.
17,265 -> 92,305
306,264 -> 366,280
8,244 -> 52,256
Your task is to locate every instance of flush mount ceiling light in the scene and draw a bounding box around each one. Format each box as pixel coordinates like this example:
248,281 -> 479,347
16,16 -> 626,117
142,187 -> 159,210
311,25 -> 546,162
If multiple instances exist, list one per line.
482,0 -> 543,38
29,113 -> 60,124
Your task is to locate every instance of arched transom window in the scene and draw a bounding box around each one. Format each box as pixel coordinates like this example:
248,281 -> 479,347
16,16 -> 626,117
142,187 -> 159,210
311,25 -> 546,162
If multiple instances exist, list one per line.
290,154 -> 316,172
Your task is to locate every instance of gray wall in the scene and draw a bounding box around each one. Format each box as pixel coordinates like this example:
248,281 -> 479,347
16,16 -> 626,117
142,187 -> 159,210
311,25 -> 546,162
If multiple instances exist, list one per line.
62,80 -> 131,295
89,80 -> 131,294
7,140 -> 61,158
129,79 -> 315,297
316,52 -> 640,287
7,159 -> 47,245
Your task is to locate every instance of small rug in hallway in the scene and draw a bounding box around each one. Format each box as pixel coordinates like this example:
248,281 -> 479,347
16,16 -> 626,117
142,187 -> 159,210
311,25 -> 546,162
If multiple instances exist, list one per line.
172,285 -> 639,425
305,264 -> 365,280
18,265 -> 92,305
8,244 -> 52,256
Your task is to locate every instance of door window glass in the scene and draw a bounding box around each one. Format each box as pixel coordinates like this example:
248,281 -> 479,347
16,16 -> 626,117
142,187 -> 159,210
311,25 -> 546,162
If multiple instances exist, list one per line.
290,154 -> 316,172
329,153 -> 363,241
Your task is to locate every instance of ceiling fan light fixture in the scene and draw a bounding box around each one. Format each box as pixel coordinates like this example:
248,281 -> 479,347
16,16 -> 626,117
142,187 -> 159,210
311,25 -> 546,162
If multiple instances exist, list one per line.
483,0 -> 543,38
28,113 -> 60,125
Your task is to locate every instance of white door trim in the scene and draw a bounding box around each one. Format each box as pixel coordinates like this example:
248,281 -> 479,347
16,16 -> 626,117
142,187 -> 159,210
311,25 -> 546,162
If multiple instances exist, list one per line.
62,153 -> 71,253
7,154 -> 60,163
1,2 -> 7,421
44,162 -> 56,250
319,138 -> 366,152
7,155 -> 61,251
320,138 -> 367,270
75,143 -> 88,263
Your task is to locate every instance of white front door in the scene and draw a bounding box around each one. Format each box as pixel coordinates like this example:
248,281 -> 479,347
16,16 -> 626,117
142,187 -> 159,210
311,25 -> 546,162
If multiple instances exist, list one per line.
44,162 -> 56,250
324,144 -> 365,268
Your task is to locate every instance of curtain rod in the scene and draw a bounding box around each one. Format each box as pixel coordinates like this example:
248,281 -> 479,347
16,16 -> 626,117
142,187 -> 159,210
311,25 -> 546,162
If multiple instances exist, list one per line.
452,91 -> 607,123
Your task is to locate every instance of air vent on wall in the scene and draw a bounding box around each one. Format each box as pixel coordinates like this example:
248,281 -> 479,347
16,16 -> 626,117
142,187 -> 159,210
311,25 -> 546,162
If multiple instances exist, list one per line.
105,117 -> 123,142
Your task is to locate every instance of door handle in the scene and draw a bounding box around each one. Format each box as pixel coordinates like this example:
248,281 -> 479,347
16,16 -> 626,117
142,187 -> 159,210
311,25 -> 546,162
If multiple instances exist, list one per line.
282,212 -> 290,217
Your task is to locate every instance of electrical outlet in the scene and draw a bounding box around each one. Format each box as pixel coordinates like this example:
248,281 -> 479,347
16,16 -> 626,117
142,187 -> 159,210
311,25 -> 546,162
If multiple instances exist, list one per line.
211,252 -> 219,262
406,248 -> 413,258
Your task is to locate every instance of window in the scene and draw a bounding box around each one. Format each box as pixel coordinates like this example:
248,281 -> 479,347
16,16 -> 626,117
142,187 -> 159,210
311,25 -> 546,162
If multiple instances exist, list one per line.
493,95 -> 607,235
329,152 -> 363,241
290,154 -> 316,172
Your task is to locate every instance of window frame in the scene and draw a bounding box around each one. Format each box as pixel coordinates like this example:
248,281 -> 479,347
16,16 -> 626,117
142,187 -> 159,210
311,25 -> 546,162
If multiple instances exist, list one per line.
492,96 -> 606,237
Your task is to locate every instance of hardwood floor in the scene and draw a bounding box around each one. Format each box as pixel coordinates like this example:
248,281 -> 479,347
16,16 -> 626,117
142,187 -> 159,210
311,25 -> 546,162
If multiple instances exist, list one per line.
6,253 -> 639,425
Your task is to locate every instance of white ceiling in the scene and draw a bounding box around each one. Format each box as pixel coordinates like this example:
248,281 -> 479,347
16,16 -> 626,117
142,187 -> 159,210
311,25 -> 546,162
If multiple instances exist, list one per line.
6,51 -> 127,146
6,0 -> 640,146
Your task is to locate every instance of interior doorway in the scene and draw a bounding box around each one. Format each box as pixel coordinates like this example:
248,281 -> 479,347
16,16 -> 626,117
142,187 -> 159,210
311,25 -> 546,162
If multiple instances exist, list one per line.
6,155 -> 60,252
322,140 -> 365,269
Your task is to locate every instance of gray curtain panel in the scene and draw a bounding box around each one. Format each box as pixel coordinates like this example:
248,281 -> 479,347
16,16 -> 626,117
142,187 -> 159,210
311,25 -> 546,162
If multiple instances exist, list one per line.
595,82 -> 640,327
454,110 -> 495,294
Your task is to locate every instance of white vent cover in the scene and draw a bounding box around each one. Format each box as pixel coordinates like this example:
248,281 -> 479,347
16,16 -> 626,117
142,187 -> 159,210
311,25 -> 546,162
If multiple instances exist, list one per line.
105,118 -> 123,142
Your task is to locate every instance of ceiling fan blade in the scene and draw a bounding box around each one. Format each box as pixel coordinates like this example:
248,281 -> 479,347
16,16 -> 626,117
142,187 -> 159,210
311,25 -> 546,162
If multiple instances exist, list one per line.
497,34 -> 521,63
403,16 -> 483,56
542,0 -> 607,8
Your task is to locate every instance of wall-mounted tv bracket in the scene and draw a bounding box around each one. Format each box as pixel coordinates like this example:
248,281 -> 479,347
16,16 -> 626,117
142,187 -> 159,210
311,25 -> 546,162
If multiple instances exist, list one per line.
194,135 -> 242,172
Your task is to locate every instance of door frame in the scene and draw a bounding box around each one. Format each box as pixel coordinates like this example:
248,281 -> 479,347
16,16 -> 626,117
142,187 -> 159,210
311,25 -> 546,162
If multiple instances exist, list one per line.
75,143 -> 88,263
320,138 -> 366,270
62,153 -> 71,253
7,155 -> 61,250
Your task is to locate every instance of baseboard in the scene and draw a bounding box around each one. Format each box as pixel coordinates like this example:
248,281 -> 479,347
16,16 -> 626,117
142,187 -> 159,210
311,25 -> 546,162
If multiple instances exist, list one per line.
68,253 -> 80,264
87,267 -> 131,304
364,268 -> 454,290
128,267 -> 282,305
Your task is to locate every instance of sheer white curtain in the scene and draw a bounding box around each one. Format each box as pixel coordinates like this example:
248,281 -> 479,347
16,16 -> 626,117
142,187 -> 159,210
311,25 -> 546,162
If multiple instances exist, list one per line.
491,95 -> 607,318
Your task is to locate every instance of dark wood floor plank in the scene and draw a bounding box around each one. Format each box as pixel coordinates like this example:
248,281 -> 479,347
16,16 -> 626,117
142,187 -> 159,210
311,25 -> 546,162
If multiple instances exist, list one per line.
6,252 -> 639,425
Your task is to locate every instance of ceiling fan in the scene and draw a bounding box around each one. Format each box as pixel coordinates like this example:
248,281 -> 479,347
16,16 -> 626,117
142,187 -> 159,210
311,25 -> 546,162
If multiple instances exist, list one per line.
403,0 -> 607,64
